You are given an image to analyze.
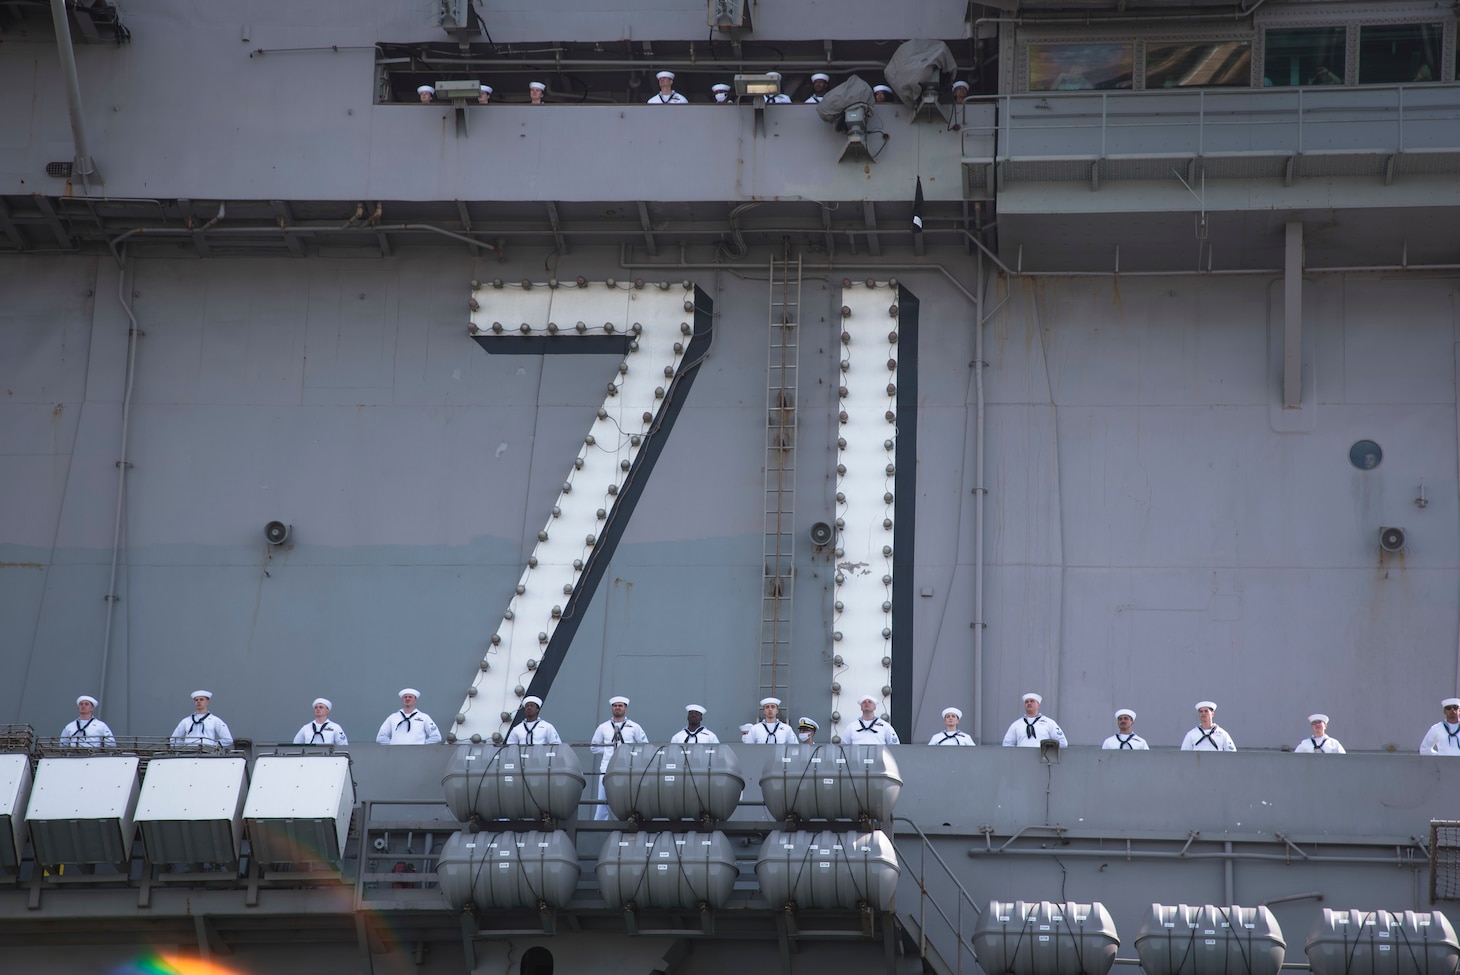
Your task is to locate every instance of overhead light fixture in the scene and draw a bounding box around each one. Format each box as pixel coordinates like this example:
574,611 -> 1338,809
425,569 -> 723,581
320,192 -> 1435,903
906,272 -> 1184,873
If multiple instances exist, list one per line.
735,73 -> 779,97
433,80 -> 482,104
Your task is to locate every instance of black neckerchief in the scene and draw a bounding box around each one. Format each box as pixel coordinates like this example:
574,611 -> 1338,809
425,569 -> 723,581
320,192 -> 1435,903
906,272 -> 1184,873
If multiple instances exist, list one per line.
1024,717 -> 1039,739
1117,734 -> 1135,749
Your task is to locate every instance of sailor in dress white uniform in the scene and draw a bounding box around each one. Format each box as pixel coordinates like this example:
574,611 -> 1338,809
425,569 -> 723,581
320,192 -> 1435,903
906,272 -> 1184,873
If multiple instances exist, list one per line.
844,694 -> 900,744
1293,713 -> 1344,753
375,688 -> 442,745
747,697 -> 796,744
590,695 -> 649,820
1101,708 -> 1148,750
61,694 -> 116,747
170,690 -> 234,749
928,707 -> 975,746
1001,693 -> 1067,748
506,695 -> 562,745
804,73 -> 830,103
1180,701 -> 1236,751
1420,699 -> 1460,754
294,697 -> 348,745
671,704 -> 719,744
647,70 -> 688,104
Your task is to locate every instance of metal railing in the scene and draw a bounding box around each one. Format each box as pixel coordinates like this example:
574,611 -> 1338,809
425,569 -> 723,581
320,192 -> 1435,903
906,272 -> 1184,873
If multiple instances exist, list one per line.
891,816 -> 981,975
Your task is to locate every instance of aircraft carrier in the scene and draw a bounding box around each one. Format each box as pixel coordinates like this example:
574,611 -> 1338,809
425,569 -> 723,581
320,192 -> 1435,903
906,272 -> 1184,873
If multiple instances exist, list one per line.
3,0 -> 1460,972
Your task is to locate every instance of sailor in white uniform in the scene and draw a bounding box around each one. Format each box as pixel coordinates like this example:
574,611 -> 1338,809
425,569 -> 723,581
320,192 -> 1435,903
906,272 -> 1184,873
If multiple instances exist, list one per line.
1294,713 -> 1344,753
294,697 -> 348,745
929,706 -> 975,746
647,70 -> 688,104
170,690 -> 234,749
796,716 -> 818,743
590,695 -> 648,820
506,695 -> 561,745
712,83 -> 733,104
762,71 -> 792,104
528,81 -> 546,105
844,694 -> 900,744
748,696 -> 796,744
671,704 -> 719,744
62,694 -> 116,747
1001,693 -> 1066,748
477,84 -> 492,105
873,84 -> 894,104
375,688 -> 442,745
1102,708 -> 1148,750
1420,698 -> 1460,754
416,85 -> 434,104
804,72 -> 830,103
1180,701 -> 1236,751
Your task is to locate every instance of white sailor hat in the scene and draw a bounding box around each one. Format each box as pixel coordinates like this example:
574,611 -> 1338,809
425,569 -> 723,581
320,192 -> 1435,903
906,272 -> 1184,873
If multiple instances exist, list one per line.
416,85 -> 435,95
399,687 -> 421,699
655,70 -> 675,81
313,697 -> 332,710
811,72 -> 830,83
873,85 -> 894,94
1196,700 -> 1217,710
1021,692 -> 1042,704
528,81 -> 547,91
1307,713 -> 1328,724
480,85 -> 493,94
798,716 -> 819,730
942,707 -> 962,720
609,695 -> 630,706
760,696 -> 781,708
1444,698 -> 1460,708
523,695 -> 543,707
711,83 -> 732,92
1115,708 -> 1136,720
952,80 -> 970,91
858,692 -> 878,704
191,690 -> 213,699
77,695 -> 99,707
685,704 -> 707,714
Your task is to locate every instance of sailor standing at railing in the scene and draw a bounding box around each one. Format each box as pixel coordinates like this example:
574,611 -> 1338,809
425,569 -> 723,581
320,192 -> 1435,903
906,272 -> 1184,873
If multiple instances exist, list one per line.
590,695 -> 648,820
506,695 -> 561,745
1180,701 -> 1236,751
375,688 -> 441,745
1001,693 -> 1066,748
169,690 -> 234,749
646,70 -> 688,104
1101,708 -> 1148,750
671,704 -> 719,744
748,696 -> 796,744
1293,713 -> 1344,754
61,694 -> 116,747
845,693 -> 900,745
1420,698 -> 1460,755
294,697 -> 348,746
928,707 -> 975,746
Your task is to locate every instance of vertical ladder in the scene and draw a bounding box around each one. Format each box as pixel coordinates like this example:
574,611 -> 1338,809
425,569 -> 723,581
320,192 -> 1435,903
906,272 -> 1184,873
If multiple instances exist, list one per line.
760,248 -> 802,700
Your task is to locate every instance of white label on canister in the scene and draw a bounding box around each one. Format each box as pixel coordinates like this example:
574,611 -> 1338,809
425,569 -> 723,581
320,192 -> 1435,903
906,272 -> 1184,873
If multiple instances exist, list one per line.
504,764 -> 515,770
658,864 -> 668,871
1381,947 -> 1392,952
833,844 -> 843,850
1378,932 -> 1390,938
504,776 -> 513,783
1206,941 -> 1216,946
1419,919 -> 1432,926
1245,924 -> 1254,929
999,916 -> 1010,922
499,850 -> 511,856
1039,936 -> 1050,942
465,755 -> 476,761
665,776 -> 675,782
545,751 -> 556,757
665,764 -> 676,770
835,758 -> 847,764
619,841 -> 630,846
1039,925 -> 1050,931
824,778 -> 834,785
1163,923 -> 1175,928
819,863 -> 830,869
465,843 -> 475,849
499,863 -> 510,869
658,852 -> 670,858
811,757 -> 822,764
864,759 -> 874,765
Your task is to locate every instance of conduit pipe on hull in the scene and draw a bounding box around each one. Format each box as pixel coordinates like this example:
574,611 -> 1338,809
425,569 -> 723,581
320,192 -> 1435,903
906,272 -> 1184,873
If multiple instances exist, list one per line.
100,252 -> 140,712
49,0 -> 98,188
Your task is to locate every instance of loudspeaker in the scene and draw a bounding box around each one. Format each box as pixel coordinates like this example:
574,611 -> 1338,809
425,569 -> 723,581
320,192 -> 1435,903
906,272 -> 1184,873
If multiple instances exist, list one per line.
264,521 -> 291,546
809,522 -> 833,546
1379,527 -> 1405,553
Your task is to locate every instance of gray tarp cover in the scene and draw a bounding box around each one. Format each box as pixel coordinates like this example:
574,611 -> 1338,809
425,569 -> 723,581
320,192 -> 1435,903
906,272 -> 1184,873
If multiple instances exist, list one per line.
884,39 -> 957,105
815,75 -> 874,124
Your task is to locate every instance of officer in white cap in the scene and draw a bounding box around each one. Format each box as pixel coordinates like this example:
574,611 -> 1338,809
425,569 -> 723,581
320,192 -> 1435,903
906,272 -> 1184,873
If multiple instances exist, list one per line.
375,688 -> 441,745
763,71 -> 791,104
62,694 -> 116,748
648,70 -> 688,104
477,84 -> 493,105
748,696 -> 796,743
1420,699 -> 1460,754
170,690 -> 234,749
797,716 -> 818,743
1294,713 -> 1343,753
1001,693 -> 1066,748
1102,709 -> 1148,750
590,695 -> 648,819
506,695 -> 561,745
671,704 -> 719,744
873,84 -> 894,104
1180,701 -> 1236,751
844,693 -> 900,744
416,85 -> 435,104
528,81 -> 546,105
712,83 -> 733,104
295,697 -> 348,746
929,707 -> 975,746
805,72 -> 831,103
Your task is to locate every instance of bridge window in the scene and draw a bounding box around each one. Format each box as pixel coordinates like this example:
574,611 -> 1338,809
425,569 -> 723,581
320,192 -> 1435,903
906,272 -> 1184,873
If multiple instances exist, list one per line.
1146,40 -> 1251,89
1262,26 -> 1345,87
1028,43 -> 1133,91
1358,23 -> 1442,84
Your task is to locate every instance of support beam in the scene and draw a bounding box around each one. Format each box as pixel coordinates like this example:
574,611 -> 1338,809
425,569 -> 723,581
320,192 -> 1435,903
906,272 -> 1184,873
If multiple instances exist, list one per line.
456,200 -> 473,233
821,205 -> 835,258
271,200 -> 303,257
637,201 -> 658,256
0,198 -> 26,249
545,200 -> 568,255
862,201 -> 881,257
1283,221 -> 1303,410
35,195 -> 73,249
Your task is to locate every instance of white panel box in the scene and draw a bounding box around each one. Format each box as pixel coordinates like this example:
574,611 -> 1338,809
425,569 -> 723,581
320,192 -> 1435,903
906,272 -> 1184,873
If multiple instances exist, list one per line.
134,757 -> 247,864
0,754 -> 34,871
243,756 -> 354,867
27,756 -> 140,865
